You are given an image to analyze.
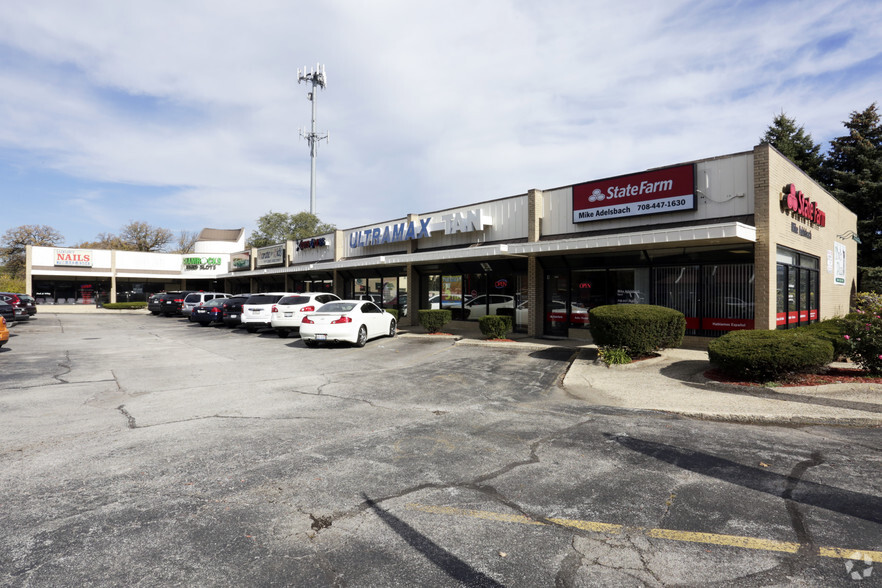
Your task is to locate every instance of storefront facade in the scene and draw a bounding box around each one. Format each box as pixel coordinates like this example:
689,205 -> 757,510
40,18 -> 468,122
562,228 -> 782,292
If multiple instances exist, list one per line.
26,144 -> 858,338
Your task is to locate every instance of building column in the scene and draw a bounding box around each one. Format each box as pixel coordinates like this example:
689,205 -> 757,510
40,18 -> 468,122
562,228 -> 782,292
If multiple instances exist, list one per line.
25,244 -> 33,296
332,270 -> 344,298
110,250 -> 118,303
526,189 -> 544,337
405,263 -> 418,327
753,143 -> 774,331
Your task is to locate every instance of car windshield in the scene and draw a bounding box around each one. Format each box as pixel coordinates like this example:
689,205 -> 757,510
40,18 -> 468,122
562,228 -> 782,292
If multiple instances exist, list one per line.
279,296 -> 310,305
317,302 -> 356,313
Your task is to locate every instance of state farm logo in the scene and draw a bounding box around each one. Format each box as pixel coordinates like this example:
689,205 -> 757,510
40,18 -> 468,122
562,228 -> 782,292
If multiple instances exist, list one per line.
587,188 -> 605,202
781,183 -> 826,227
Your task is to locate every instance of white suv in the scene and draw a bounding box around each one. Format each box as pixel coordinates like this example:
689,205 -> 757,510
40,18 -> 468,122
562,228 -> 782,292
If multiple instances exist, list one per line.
240,292 -> 297,333
183,292 -> 230,320
270,292 -> 341,338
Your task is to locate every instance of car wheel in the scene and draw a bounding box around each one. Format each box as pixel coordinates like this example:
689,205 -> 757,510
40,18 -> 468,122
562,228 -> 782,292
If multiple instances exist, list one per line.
276,329 -> 289,338
151,311 -> 159,315
304,339 -> 318,348
388,319 -> 396,337
354,325 -> 368,348
245,326 -> 257,333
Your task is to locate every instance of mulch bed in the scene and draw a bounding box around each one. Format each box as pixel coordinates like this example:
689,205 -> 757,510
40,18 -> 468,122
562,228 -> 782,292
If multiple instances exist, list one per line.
705,367 -> 882,387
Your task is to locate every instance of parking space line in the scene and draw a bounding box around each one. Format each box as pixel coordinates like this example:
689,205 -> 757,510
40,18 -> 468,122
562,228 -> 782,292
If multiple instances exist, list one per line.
405,503 -> 882,563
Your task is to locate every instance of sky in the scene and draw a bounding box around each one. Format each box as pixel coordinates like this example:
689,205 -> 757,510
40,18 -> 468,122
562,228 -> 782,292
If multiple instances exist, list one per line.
1,0 -> 881,248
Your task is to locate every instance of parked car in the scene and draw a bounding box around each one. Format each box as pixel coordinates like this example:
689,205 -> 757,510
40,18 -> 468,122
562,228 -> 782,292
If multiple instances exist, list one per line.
190,298 -> 228,326
462,294 -> 516,319
147,293 -> 168,315
240,293 -> 296,333
182,291 -> 231,319
160,291 -> 195,316
0,300 -> 14,324
221,295 -> 253,327
270,292 -> 341,338
0,293 -> 36,320
300,300 -> 397,348
0,316 -> 8,348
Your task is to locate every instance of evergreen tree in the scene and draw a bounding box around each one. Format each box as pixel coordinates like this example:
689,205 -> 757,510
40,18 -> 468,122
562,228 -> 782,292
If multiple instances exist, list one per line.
760,111 -> 824,181
822,103 -> 882,266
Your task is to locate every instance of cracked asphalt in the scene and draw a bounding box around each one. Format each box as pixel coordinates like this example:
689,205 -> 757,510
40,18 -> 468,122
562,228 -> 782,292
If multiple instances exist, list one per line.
1,314 -> 880,587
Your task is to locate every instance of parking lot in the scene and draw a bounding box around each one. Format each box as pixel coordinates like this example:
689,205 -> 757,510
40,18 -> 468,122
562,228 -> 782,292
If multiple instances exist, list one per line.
1,314 -> 880,586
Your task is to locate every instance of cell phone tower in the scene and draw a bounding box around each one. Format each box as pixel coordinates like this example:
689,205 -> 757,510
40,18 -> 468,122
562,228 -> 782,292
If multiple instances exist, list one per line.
298,63 -> 328,215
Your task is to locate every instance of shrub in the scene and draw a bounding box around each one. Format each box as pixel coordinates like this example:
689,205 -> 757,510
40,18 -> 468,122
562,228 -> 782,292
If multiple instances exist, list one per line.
597,346 -> 631,366
841,312 -> 882,374
418,309 -> 452,333
478,315 -> 512,339
588,304 -> 685,356
852,291 -> 882,315
791,318 -> 850,359
102,302 -> 148,310
708,330 -> 833,382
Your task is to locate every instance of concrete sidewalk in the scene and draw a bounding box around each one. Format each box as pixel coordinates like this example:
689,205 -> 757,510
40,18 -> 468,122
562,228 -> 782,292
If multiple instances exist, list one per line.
399,321 -> 882,427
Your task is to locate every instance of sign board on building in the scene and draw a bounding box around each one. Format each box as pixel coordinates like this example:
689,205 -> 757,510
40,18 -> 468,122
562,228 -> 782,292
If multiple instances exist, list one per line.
572,164 -> 695,223
231,251 -> 251,271
834,242 -> 846,285
348,208 -> 492,250
256,244 -> 286,268
54,248 -> 93,267
182,256 -> 222,271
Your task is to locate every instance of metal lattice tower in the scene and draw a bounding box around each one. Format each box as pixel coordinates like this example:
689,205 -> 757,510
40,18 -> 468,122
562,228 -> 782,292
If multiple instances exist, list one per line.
298,63 -> 328,215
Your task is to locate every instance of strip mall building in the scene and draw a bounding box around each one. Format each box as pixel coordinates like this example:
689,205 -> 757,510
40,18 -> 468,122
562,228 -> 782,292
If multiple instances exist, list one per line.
26,144 -> 858,338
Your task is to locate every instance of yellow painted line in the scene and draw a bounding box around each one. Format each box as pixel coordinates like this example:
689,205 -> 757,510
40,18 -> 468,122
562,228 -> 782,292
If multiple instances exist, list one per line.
405,503 -> 882,563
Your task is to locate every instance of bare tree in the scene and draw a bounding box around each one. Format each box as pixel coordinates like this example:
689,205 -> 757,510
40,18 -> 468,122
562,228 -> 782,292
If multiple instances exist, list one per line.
119,221 -> 174,252
173,230 -> 199,254
1,224 -> 64,278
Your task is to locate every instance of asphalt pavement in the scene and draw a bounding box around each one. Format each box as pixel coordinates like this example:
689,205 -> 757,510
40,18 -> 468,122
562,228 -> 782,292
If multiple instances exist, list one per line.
398,321 -> 882,427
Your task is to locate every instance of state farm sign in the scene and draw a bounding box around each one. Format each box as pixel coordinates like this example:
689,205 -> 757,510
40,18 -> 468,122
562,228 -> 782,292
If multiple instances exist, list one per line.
54,248 -> 93,267
573,164 -> 695,223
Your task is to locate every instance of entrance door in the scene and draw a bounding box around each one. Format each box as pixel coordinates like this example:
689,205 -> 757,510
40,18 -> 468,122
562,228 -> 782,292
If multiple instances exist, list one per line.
544,274 -> 569,337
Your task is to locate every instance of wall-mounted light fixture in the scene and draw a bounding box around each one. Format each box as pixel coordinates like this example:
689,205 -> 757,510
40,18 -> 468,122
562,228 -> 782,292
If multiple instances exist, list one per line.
837,230 -> 862,244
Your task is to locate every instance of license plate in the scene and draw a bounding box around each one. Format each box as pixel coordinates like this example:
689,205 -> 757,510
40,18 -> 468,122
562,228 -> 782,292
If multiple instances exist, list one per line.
252,309 -> 262,314
229,313 -> 238,318
315,334 -> 327,341
284,313 -> 293,317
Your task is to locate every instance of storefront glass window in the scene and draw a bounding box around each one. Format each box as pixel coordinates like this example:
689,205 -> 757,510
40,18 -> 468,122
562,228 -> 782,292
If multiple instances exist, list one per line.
570,270 -> 606,329
776,246 -> 819,329
611,268 -> 649,304
652,266 -> 700,330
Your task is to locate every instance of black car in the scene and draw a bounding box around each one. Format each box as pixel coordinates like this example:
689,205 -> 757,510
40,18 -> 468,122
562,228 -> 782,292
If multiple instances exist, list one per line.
160,291 -> 194,316
190,298 -> 227,326
147,293 -> 167,315
221,295 -> 252,327
0,300 -> 13,323
0,293 -> 35,320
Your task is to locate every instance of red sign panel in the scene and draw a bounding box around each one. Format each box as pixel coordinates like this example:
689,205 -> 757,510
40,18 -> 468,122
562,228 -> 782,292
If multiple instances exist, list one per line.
573,164 -> 695,223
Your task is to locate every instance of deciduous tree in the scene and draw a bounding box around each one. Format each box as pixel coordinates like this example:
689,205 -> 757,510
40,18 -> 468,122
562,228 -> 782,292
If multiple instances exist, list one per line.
0,224 -> 64,278
247,212 -> 335,248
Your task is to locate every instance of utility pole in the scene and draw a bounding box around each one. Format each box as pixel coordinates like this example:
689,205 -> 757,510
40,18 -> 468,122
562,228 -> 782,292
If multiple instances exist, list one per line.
298,63 -> 328,216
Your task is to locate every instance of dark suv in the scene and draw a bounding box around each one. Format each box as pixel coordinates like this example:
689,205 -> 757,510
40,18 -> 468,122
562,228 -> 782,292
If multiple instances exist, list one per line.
0,293 -> 37,321
147,291 -> 194,316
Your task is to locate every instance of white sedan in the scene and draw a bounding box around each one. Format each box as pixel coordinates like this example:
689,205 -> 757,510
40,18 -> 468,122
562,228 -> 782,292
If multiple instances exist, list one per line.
300,300 -> 397,347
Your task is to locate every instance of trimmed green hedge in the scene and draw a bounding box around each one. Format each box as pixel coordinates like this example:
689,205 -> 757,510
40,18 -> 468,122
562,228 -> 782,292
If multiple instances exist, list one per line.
708,330 -> 833,382
418,309 -> 452,333
385,309 -> 399,321
102,302 -> 148,310
588,304 -> 685,355
791,318 -> 849,359
478,315 -> 512,339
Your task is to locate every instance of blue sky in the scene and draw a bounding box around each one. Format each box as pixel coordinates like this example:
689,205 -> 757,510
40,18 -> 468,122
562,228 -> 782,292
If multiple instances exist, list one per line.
1,0 -> 880,247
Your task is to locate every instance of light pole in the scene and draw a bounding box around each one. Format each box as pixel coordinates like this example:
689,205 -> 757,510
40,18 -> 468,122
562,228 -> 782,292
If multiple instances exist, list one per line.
298,63 -> 328,216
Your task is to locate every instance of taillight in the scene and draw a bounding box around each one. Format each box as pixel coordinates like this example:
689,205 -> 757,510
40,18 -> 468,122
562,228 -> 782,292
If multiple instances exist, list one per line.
302,316 -> 314,324
331,316 -> 352,324
174,298 -> 184,303
300,305 -> 315,312
271,305 -> 278,313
